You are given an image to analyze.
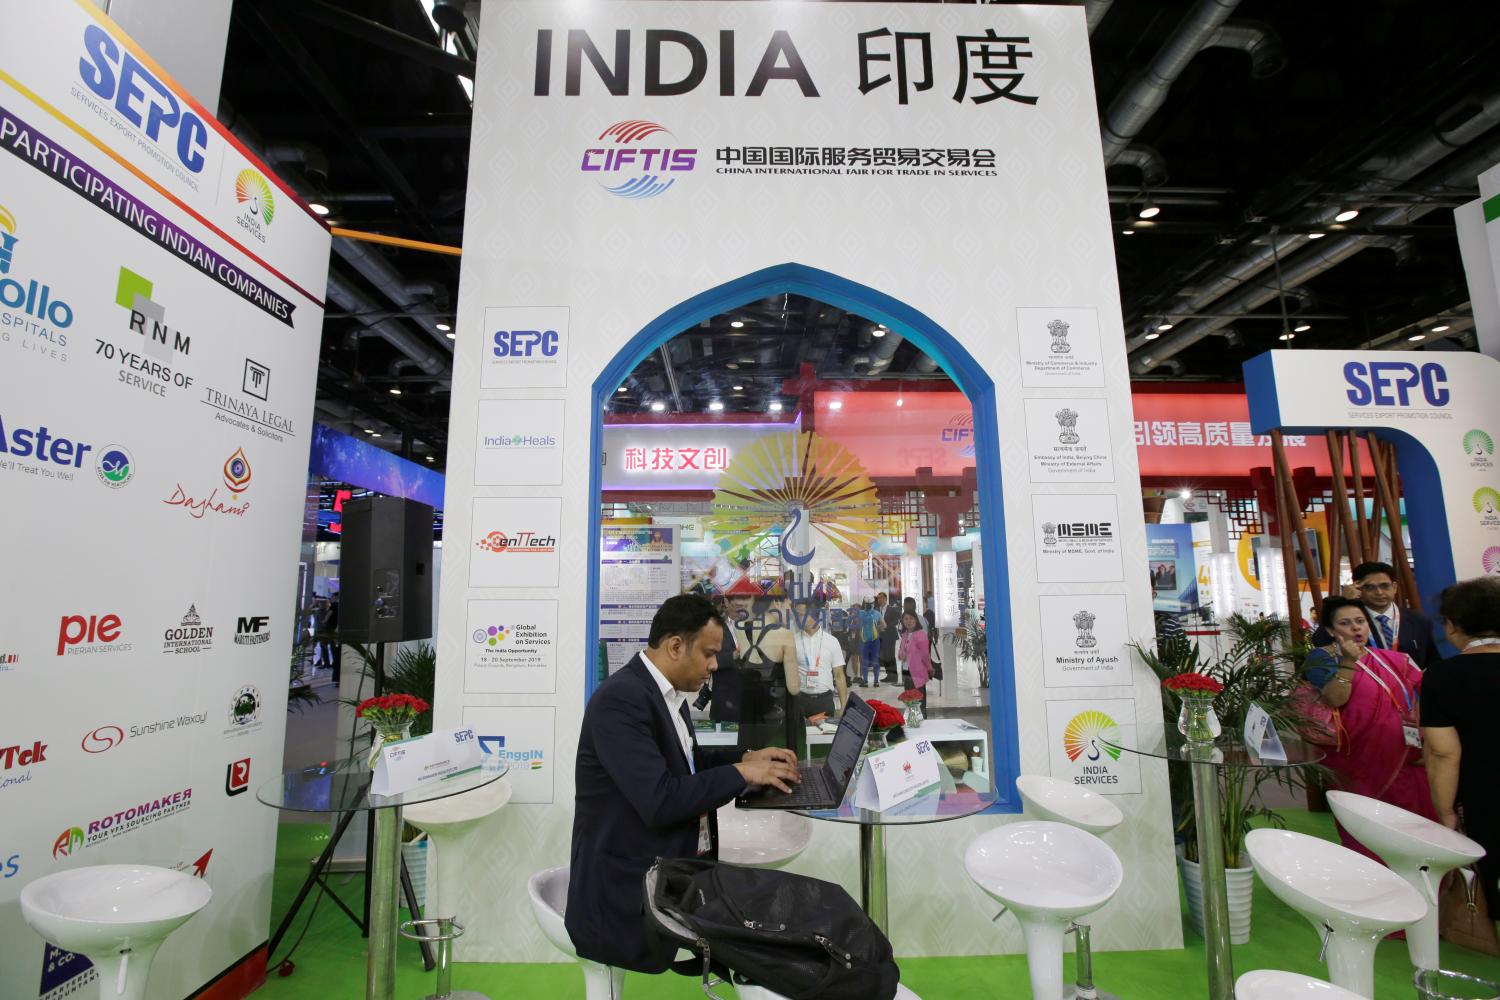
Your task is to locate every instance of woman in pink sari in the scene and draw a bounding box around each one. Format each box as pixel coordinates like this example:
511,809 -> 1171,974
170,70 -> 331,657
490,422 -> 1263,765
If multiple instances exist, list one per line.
1305,596 -> 1437,860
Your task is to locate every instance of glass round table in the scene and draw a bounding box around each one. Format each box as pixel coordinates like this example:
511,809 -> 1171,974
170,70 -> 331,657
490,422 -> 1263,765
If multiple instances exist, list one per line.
795,764 -> 993,933
257,756 -> 508,1000
1103,731 -> 1324,1000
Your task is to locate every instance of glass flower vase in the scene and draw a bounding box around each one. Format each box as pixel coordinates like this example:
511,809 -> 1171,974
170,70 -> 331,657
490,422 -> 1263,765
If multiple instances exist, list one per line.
1176,692 -> 1221,747
367,723 -> 413,767
904,701 -> 925,729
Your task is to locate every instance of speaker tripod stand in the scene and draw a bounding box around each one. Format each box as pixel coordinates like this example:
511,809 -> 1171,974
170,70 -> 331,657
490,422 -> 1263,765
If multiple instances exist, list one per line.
268,642 -> 436,975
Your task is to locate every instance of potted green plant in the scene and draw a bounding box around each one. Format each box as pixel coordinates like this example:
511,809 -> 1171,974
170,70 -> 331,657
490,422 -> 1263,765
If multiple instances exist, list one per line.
956,620 -> 988,687
1135,613 -> 1328,944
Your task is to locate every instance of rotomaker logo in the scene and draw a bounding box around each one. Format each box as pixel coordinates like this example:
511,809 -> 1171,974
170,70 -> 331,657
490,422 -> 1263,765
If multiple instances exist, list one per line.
51,828 -> 83,859
582,121 -> 697,199
54,787 -> 193,856
1063,709 -> 1122,763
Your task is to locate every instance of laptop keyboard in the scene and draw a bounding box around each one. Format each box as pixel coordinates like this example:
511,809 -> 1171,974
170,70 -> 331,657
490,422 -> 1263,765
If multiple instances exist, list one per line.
761,768 -> 828,805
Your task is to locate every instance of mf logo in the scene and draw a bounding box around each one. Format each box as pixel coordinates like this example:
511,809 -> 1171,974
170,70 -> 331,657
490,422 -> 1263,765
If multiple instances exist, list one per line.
116,267 -> 191,359
234,616 -> 270,646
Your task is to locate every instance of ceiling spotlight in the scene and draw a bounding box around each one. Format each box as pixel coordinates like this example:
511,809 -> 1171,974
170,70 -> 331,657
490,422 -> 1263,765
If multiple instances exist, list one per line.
1157,322 -> 1174,331
829,400 -> 843,410
363,428 -> 376,435
1144,332 -> 1161,341
616,386 -> 628,393
444,331 -> 456,340
1294,322 -> 1311,332
708,401 -> 724,411
370,432 -> 382,438
1334,208 -> 1360,223
1408,334 -> 1426,342
1431,324 -> 1450,333
425,455 -> 434,462
389,387 -> 402,396
324,219 -> 338,226
1307,232 -> 1326,240
739,357 -> 754,364
1278,333 -> 1296,341
308,202 -> 330,216
1121,228 -> 1135,236
872,328 -> 886,338
726,363 -> 739,370
650,401 -> 666,413
1179,489 -> 1192,499
730,320 -> 744,329
436,322 -> 452,332
768,401 -> 784,413
896,398 -> 904,408
1138,205 -> 1161,219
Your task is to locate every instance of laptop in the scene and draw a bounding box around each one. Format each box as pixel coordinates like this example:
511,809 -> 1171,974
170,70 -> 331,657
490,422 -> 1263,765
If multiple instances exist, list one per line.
737,692 -> 875,809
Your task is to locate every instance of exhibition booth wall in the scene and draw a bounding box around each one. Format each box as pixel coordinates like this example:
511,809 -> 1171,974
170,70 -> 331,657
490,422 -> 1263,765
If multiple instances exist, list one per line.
431,1 -> 1180,962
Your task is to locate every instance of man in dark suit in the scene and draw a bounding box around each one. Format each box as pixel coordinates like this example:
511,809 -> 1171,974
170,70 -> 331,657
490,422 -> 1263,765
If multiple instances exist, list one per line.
566,594 -> 800,976
1311,561 -> 1440,670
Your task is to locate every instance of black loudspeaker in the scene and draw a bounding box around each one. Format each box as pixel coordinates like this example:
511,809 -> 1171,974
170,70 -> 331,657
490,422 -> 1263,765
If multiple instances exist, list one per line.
339,496 -> 434,643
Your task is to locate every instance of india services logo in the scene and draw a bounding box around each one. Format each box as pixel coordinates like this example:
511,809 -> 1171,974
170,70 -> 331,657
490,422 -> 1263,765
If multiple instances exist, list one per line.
1063,709 -> 1122,763
233,169 -> 275,243
1465,430 -> 1494,470
581,121 -> 696,199
1475,487 -> 1500,529
1484,546 -> 1500,575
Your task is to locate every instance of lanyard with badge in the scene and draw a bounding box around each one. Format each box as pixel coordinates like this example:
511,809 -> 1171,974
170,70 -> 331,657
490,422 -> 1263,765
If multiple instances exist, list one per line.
677,705 -> 714,856
797,631 -> 822,681
1357,653 -> 1421,748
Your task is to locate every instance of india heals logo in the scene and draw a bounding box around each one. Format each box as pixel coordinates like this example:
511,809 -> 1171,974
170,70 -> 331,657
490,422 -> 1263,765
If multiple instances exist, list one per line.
1063,710 -> 1122,763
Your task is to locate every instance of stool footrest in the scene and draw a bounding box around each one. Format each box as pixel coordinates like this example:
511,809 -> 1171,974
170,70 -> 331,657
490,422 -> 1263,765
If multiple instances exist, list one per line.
399,917 -> 466,944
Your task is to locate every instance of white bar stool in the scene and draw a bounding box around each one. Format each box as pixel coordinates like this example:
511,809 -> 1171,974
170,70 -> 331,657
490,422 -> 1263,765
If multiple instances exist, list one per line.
1015,774 -> 1124,999
1326,790 -> 1486,972
20,864 -> 212,1000
716,805 -> 812,868
965,821 -> 1124,1000
1235,970 -> 1366,997
527,866 -> 625,1000
1245,829 -> 1426,998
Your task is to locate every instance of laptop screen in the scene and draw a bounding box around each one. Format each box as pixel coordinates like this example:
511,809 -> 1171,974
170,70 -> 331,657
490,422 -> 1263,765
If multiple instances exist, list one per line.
825,693 -> 875,788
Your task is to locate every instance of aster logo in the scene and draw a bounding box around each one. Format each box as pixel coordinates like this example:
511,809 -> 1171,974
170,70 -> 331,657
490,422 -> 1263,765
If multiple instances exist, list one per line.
94,445 -> 134,488
162,447 -> 252,520
233,169 -> 275,243
1466,430 -> 1494,470
55,788 -> 193,854
0,202 -> 74,365
581,121 -> 696,199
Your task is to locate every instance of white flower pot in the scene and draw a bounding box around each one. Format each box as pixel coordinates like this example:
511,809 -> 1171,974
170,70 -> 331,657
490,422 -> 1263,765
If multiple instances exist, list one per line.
1177,844 -> 1254,945
401,838 -> 428,914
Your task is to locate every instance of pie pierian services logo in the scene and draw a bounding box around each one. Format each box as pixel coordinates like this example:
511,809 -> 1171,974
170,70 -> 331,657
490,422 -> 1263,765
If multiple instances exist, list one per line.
581,121 -> 697,199
56,613 -> 130,656
0,202 -> 74,366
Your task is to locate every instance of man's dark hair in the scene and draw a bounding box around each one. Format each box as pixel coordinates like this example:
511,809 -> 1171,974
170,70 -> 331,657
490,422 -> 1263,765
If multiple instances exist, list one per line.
1438,577 -> 1500,637
1320,595 -> 1371,630
648,593 -> 724,648
1352,561 -> 1397,583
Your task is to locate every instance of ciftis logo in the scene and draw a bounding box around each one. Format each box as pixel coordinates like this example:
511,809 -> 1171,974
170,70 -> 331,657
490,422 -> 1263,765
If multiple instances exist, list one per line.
1465,430 -> 1494,470
1063,709 -> 1123,765
233,169 -> 275,243
581,121 -> 696,199
0,202 -> 74,365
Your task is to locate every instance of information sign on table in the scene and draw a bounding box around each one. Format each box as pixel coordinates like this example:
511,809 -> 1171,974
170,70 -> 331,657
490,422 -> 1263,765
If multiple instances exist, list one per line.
852,738 -> 942,812
371,727 -> 484,796
1241,703 -> 1287,762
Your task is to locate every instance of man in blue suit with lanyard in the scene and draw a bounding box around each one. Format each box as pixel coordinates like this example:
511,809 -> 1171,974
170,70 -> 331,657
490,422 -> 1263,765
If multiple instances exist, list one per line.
1313,561 -> 1440,670
566,594 -> 800,980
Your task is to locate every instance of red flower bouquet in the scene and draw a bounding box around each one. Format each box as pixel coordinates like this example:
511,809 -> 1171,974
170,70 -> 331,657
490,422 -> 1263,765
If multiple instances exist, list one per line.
356,693 -> 430,727
865,699 -> 905,731
896,689 -> 925,704
1161,672 -> 1224,695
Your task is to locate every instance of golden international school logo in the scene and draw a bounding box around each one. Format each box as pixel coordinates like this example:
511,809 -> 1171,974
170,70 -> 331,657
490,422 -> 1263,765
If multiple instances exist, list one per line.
705,431 -> 880,567
233,169 -> 275,243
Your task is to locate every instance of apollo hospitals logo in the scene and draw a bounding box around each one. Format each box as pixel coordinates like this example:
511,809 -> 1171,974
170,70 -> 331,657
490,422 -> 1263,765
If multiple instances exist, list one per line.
581,120 -> 697,199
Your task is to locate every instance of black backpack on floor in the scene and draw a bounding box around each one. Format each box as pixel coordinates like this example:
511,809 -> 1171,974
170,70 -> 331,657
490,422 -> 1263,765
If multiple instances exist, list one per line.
646,858 -> 899,1000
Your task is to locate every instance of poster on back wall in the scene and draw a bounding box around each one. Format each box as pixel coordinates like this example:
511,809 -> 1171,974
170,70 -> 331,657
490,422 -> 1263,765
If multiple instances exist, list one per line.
0,4 -> 329,996
433,1 -> 1178,962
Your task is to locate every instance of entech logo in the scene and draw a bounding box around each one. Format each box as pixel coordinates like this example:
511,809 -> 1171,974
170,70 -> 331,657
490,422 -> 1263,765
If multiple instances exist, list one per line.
581,121 -> 696,199
475,531 -> 557,554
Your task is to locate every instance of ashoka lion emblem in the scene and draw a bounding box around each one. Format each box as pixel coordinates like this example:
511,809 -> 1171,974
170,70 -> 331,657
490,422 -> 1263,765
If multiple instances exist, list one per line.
1056,408 -> 1079,445
1042,522 -> 1058,546
1073,609 -> 1097,648
1048,319 -> 1071,354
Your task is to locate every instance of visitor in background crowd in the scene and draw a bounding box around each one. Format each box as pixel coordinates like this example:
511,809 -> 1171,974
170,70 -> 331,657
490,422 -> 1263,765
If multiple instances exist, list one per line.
923,600 -> 942,685
792,601 -> 847,724
857,598 -> 881,687
879,591 -> 901,684
899,609 -> 931,712
1313,561 -> 1439,670
1304,595 -> 1436,861
1421,576 -> 1500,915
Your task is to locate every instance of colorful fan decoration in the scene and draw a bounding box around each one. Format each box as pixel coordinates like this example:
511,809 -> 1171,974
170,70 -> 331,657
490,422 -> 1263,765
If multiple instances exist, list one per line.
1063,709 -> 1122,763
704,431 -> 881,566
234,169 -> 276,225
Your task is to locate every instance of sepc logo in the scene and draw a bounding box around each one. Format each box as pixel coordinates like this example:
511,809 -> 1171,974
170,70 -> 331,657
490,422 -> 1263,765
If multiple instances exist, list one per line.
492,329 -> 558,358
78,24 -> 209,174
1343,361 -> 1449,407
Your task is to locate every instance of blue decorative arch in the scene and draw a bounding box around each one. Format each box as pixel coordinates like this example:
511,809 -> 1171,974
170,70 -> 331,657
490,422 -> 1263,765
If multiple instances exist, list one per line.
585,263 -> 1022,813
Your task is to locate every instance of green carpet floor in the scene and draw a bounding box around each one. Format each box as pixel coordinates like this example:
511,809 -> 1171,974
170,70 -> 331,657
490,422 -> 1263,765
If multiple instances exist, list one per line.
254,810 -> 1500,998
